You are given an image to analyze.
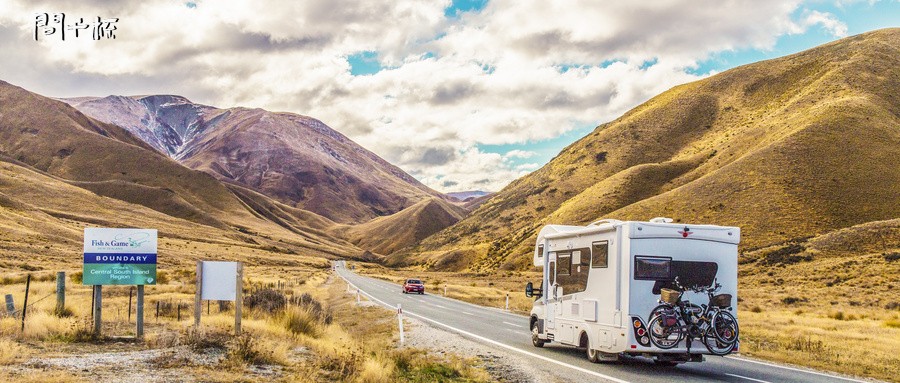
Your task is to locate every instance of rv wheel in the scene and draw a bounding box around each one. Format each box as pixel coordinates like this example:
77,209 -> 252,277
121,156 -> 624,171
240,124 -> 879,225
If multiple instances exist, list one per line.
531,323 -> 545,348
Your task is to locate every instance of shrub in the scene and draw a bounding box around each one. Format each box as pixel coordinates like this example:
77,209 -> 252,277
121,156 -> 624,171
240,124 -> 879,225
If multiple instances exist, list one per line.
781,296 -> 807,305
884,319 -> 900,328
750,306 -> 763,313
763,244 -> 811,265
226,334 -> 275,365
883,252 -> 900,262
244,288 -> 286,313
183,328 -> 229,352
281,307 -> 320,337
594,151 -> 608,163
829,311 -> 845,321
69,272 -> 83,284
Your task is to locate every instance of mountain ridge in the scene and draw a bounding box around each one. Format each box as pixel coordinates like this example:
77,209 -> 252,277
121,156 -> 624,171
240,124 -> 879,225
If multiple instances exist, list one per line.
65,95 -> 446,224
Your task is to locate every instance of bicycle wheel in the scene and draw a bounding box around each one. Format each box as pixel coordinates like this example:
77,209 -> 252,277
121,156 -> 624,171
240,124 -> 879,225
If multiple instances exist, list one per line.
710,311 -> 739,344
648,304 -> 670,321
648,315 -> 683,349
703,330 -> 737,355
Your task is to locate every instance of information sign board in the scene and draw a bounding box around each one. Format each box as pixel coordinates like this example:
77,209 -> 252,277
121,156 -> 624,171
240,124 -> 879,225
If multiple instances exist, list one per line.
83,228 -> 157,285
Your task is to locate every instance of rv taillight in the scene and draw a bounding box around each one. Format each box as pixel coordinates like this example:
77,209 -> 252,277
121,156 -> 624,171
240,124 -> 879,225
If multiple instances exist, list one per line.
641,336 -> 649,345
633,320 -> 641,328
637,328 -> 646,336
630,345 -> 637,349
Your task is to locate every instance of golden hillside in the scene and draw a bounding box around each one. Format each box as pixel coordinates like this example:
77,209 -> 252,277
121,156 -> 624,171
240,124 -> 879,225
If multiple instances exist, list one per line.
401,28 -> 900,271
334,197 -> 467,256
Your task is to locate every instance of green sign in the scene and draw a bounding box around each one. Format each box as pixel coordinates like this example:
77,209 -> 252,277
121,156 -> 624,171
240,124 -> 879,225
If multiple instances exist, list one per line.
83,228 -> 158,285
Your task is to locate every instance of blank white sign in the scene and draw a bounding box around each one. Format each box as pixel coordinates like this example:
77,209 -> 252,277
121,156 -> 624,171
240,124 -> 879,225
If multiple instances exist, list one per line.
201,261 -> 238,301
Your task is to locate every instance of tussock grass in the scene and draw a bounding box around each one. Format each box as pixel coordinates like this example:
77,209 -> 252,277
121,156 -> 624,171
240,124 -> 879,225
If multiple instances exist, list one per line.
0,338 -> 27,365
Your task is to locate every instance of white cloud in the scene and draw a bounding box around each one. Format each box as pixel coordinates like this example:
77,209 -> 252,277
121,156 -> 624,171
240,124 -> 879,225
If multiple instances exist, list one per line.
0,0 -> 855,192
505,150 -> 536,159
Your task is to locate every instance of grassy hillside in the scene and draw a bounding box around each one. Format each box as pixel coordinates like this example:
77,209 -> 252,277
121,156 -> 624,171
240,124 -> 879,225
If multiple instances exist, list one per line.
335,198 -> 466,256
401,28 -> 900,271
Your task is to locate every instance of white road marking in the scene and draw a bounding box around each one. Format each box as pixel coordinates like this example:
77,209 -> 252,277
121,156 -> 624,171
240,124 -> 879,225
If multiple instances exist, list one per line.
461,311 -> 475,316
339,272 -> 630,383
725,373 -> 772,383
433,304 -> 447,309
505,328 -> 521,333
725,357 -> 870,383
503,321 -> 524,328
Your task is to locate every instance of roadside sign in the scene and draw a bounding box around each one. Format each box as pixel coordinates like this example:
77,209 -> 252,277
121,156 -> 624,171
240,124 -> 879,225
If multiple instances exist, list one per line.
83,228 -> 158,285
200,261 -> 238,301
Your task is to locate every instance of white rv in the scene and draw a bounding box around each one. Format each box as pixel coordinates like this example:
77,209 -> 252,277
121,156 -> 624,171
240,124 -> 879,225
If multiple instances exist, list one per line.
525,218 -> 740,364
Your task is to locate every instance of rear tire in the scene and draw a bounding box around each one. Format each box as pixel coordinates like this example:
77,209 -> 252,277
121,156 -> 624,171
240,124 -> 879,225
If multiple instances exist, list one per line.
583,333 -> 601,363
531,322 -> 545,348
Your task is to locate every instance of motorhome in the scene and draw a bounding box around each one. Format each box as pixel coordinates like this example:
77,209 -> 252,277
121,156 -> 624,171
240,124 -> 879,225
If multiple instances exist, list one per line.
525,218 -> 740,364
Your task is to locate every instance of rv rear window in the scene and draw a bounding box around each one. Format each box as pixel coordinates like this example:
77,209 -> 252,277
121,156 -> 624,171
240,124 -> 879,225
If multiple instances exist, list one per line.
634,256 -> 671,280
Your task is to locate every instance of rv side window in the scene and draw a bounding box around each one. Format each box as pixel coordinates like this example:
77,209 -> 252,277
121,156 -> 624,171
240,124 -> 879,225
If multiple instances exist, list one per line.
537,244 -> 544,257
591,241 -> 609,268
557,252 -> 571,275
634,256 -> 671,280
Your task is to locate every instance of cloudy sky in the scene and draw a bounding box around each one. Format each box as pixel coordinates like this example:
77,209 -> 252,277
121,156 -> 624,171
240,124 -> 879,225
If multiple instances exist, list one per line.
0,0 -> 895,192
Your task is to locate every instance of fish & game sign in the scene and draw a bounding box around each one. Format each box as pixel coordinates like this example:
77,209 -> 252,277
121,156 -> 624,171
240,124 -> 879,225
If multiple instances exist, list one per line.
83,228 -> 157,285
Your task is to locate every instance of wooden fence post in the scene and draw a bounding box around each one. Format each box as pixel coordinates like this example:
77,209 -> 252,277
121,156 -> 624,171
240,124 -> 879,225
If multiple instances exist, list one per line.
21,275 -> 31,332
55,272 -> 65,316
128,286 -> 134,323
5,294 -> 14,316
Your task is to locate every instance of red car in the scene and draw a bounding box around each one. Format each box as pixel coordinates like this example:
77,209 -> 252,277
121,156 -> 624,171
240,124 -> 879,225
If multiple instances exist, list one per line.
402,279 -> 425,294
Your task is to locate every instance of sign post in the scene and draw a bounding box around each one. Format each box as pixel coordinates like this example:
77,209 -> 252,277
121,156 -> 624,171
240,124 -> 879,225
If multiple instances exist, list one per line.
83,228 -> 157,338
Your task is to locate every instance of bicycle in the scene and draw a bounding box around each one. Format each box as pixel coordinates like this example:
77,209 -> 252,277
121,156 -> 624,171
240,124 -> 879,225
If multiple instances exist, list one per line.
647,278 -> 739,355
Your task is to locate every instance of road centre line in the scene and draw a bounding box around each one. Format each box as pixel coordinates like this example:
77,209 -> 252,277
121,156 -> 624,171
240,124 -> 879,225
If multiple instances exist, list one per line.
339,272 -> 630,383
503,321 -> 524,328
725,373 -> 772,383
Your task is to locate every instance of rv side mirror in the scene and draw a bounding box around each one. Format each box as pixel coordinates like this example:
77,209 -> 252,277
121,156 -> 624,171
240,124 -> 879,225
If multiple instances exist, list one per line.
525,282 -> 533,297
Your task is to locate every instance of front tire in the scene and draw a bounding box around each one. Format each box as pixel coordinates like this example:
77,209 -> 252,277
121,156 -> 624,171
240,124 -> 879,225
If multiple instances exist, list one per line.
531,322 -> 545,348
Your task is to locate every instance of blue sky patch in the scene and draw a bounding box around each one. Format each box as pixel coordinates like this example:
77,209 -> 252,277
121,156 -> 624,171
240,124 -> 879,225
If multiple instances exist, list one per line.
445,0 -> 489,18
348,51 -> 383,76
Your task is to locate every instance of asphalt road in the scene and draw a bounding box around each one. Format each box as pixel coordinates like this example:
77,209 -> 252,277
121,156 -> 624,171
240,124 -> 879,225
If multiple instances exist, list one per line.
335,262 -> 877,383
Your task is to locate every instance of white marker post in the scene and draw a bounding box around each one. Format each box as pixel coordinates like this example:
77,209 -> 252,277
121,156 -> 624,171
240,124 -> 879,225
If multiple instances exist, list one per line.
444,284 -> 447,296
397,303 -> 404,346
505,294 -> 509,311
356,288 -> 360,304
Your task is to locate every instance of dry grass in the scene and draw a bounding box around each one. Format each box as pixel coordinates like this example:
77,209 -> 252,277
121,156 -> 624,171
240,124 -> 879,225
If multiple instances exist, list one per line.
0,264 -> 493,382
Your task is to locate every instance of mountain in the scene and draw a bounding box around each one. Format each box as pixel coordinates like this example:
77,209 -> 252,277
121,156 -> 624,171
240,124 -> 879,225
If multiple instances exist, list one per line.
0,80 -> 364,268
65,95 -> 443,224
399,28 -> 900,271
333,197 -> 467,256
446,191 -> 491,202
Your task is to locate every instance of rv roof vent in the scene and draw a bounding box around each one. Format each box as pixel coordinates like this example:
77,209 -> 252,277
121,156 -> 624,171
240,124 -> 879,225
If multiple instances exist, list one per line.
649,217 -> 673,223
588,219 -> 622,227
